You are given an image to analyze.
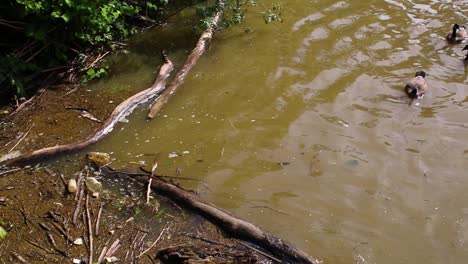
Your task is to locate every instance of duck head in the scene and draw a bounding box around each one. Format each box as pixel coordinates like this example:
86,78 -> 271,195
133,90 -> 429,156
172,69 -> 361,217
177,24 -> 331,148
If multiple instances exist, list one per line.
449,24 -> 461,42
415,70 -> 426,78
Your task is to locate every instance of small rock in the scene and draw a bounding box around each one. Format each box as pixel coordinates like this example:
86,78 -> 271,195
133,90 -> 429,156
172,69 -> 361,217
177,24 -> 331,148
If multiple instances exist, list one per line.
105,256 -> 119,263
86,152 -> 111,167
68,179 -> 77,193
73,238 -> 83,245
92,192 -> 99,198
85,177 -> 102,193
109,230 -> 115,235
182,151 -> 190,154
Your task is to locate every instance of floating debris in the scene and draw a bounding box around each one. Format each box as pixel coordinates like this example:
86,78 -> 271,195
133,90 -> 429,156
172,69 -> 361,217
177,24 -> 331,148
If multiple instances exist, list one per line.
278,162 -> 290,166
80,110 -> 103,123
168,152 -> 181,158
87,152 -> 111,167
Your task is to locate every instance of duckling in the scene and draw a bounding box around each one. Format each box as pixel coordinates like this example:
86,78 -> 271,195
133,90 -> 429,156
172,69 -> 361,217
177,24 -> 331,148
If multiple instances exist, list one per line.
463,45 -> 468,60
447,24 -> 467,43
405,71 -> 427,99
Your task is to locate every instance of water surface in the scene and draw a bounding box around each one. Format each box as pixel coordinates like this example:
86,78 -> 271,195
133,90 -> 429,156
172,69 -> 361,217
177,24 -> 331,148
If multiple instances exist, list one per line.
80,1 -> 468,263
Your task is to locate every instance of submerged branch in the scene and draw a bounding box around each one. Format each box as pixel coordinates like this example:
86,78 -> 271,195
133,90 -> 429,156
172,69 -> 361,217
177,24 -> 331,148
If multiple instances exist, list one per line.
147,1 -> 224,119
0,54 -> 174,166
105,166 -> 320,264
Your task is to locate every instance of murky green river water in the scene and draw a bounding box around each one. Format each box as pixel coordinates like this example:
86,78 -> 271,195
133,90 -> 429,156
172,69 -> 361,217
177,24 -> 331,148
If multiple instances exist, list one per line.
65,1 -> 468,263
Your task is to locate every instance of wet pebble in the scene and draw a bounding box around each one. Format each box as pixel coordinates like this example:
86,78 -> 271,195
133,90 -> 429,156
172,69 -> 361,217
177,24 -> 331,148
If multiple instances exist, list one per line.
68,179 -> 77,193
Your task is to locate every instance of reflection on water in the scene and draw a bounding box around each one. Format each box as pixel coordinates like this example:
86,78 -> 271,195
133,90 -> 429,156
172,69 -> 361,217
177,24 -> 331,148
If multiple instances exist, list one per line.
73,0 -> 468,263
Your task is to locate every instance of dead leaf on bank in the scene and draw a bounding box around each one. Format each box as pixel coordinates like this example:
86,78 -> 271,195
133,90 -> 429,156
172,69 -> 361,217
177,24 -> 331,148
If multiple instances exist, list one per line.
80,111 -> 102,123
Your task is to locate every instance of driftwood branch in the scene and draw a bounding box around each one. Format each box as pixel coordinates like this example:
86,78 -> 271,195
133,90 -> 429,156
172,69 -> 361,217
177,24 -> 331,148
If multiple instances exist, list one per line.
103,167 -> 320,264
147,2 -> 223,119
1,54 -> 174,166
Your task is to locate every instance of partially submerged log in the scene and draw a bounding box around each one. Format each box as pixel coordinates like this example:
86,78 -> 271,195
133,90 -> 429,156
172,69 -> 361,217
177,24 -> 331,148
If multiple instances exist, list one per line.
104,166 -> 320,264
147,2 -> 224,119
0,54 -> 174,166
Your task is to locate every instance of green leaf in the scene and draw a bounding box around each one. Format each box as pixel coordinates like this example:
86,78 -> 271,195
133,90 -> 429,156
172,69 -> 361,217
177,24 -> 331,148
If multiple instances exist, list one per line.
61,13 -> 70,23
86,68 -> 95,76
0,226 -> 7,240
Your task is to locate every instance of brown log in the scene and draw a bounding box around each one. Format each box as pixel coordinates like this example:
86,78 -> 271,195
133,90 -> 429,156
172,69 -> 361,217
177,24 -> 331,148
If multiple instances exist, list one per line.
108,167 -> 320,264
1,55 -> 174,166
147,2 -> 223,119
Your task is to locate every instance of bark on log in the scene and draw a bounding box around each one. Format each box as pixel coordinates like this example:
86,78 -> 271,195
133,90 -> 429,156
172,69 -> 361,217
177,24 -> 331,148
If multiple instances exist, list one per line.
0,55 -> 174,166
109,167 -> 320,264
147,2 -> 223,119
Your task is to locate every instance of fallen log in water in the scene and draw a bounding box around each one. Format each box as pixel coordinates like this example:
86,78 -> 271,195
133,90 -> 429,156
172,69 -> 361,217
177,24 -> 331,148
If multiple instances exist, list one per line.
103,166 -> 320,264
147,1 -> 224,119
0,54 -> 174,166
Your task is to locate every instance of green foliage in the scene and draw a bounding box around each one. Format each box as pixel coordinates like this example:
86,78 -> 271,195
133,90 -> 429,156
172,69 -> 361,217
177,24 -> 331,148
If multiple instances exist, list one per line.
0,0 -> 168,99
16,0 -> 139,44
263,3 -> 283,24
0,0 -> 282,100
0,55 -> 37,97
154,209 -> 165,218
0,225 -> 7,240
81,67 -> 109,84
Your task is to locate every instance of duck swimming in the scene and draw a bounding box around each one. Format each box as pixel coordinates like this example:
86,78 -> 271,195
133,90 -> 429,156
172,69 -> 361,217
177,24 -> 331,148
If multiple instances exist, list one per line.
405,71 -> 427,99
463,45 -> 468,60
447,24 -> 467,43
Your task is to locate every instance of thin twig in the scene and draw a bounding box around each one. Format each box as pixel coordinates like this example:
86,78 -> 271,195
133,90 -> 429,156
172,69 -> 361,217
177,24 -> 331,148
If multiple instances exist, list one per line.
236,240 -> 281,263
26,239 -> 52,253
250,205 -> 290,216
50,221 -> 73,243
186,233 -> 231,247
95,202 -> 103,236
104,239 -> 121,259
73,180 -> 85,225
146,162 -> 158,204
11,252 -> 27,263
136,225 -> 169,259
59,174 -> 67,190
85,194 -> 94,264
8,89 -> 45,117
75,170 -> 85,200
85,51 -> 110,70
65,106 -> 89,112
46,231 -> 67,257
98,246 -> 108,263
0,168 -> 21,177
25,43 -> 50,63
8,123 -> 34,153
130,230 -> 140,250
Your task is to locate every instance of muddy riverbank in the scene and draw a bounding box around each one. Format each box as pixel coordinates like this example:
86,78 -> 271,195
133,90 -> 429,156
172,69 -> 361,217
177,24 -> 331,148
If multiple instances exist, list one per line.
0,160 -> 268,263
0,83 -> 275,263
